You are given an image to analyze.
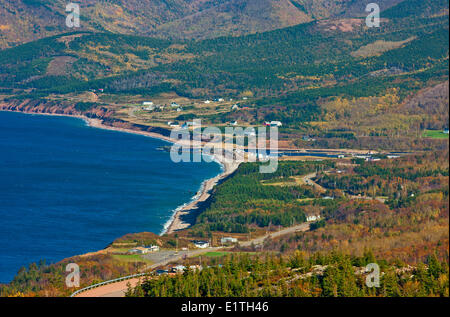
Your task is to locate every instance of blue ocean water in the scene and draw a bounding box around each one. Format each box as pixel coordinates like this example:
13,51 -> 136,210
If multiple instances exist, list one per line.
0,111 -> 221,283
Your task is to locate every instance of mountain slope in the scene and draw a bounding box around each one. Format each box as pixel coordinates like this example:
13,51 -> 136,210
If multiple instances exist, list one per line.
152,0 -> 312,39
0,0 -> 448,151
0,0 -> 412,48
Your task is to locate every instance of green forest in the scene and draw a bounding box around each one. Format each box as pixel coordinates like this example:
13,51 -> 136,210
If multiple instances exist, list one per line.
127,251 -> 449,297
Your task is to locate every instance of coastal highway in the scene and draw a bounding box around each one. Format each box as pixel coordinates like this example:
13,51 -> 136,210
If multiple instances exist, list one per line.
72,222 -> 311,297
73,247 -> 225,297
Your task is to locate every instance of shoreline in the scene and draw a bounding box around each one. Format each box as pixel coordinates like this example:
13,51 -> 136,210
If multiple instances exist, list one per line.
0,109 -> 239,236
85,116 -> 240,235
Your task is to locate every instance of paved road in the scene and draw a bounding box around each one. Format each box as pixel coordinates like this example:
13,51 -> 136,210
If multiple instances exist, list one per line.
75,278 -> 143,297
73,223 -> 312,297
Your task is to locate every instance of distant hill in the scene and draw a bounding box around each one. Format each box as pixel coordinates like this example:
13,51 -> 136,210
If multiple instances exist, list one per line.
0,0 -> 411,49
0,0 -> 447,154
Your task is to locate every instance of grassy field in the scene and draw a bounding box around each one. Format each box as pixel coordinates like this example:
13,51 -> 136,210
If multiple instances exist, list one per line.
423,130 -> 449,139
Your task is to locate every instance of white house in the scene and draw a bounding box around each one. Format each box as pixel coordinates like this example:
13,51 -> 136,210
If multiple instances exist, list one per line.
171,102 -> 180,108
193,241 -> 210,249
204,100 -> 211,104
147,245 -> 160,252
270,121 -> 282,127
142,101 -> 154,106
306,214 -> 321,222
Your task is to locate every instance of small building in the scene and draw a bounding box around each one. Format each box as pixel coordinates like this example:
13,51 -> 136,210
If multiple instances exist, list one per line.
353,154 -> 371,160
171,102 -> 180,108
231,104 -> 240,110
270,121 -> 282,127
171,265 -> 186,273
221,237 -> 238,244
146,245 -> 160,252
387,155 -> 400,159
204,100 -> 211,104
143,101 -> 154,106
176,107 -> 183,112
218,98 -> 224,102
128,246 -> 150,254
306,214 -> 321,222
264,121 -> 282,127
193,241 -> 210,249
444,129 -> 449,134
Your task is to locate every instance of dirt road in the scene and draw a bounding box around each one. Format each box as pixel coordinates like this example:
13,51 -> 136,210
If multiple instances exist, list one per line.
240,222 -> 310,247
302,173 -> 326,193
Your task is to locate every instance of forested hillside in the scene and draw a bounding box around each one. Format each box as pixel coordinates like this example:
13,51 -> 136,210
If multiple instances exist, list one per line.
0,0 -> 413,49
2,152 -> 447,297
127,251 -> 449,297
1,0 -> 447,151
0,0 -> 344,48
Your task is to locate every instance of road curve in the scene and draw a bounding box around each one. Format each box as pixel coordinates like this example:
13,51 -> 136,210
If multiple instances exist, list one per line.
73,223 -> 312,297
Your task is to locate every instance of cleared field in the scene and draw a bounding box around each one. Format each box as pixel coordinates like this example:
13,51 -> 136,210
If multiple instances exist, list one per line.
351,37 -> 416,58
261,175 -> 305,186
111,254 -> 154,264
422,130 -> 449,139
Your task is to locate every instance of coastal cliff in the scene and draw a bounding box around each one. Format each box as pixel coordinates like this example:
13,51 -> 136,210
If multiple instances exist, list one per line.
0,99 -> 172,137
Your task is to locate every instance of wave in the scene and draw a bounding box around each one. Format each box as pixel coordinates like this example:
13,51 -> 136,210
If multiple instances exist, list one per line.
160,154 -> 224,235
